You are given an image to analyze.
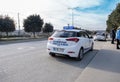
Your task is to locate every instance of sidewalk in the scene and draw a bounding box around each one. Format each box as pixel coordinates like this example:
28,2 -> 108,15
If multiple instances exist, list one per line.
0,37 -> 47,45
75,41 -> 120,82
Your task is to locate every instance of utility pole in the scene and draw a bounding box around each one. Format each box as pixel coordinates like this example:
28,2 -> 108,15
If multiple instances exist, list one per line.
72,9 -> 74,26
18,13 -> 20,36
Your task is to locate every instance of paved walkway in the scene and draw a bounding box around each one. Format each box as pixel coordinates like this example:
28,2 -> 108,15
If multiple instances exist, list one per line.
75,41 -> 120,82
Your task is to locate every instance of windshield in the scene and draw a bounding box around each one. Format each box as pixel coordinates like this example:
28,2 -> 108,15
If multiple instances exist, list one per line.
52,30 -> 77,38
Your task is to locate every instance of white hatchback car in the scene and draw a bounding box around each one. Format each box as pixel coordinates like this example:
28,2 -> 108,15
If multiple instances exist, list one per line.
47,29 -> 94,60
94,33 -> 106,41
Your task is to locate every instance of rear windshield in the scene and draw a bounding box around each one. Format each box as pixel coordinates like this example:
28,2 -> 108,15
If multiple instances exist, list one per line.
52,30 -> 77,38
96,33 -> 105,36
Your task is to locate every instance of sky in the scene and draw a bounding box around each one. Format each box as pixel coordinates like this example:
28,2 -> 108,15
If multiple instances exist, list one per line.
0,0 -> 120,30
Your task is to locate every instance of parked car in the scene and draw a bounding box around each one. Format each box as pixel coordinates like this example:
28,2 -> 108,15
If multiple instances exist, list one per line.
93,32 -> 107,41
47,27 -> 94,60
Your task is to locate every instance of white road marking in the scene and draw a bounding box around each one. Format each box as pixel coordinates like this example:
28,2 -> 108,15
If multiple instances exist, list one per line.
17,46 -> 36,50
29,47 -> 35,49
18,47 -> 24,50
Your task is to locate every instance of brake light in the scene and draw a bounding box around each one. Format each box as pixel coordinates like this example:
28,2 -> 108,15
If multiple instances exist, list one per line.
66,38 -> 79,42
48,37 -> 53,40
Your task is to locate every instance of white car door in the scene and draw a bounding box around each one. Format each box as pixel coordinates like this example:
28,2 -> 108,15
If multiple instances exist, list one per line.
82,32 -> 91,49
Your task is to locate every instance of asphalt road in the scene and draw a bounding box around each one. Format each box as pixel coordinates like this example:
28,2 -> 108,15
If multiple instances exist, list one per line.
0,40 -> 103,82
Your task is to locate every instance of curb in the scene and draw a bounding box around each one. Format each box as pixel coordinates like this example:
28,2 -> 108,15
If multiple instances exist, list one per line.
0,37 -> 48,45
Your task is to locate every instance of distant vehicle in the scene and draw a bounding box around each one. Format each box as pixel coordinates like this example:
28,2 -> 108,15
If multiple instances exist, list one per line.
94,32 -> 107,41
47,26 -> 94,60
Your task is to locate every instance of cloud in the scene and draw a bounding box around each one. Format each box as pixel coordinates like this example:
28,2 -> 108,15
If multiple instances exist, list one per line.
38,0 -> 107,30
61,0 -> 101,8
0,0 -> 119,30
43,0 -> 118,30
74,12 -> 107,30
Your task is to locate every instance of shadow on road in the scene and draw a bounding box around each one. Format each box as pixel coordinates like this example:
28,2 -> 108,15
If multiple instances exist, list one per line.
88,49 -> 120,73
50,50 -> 98,69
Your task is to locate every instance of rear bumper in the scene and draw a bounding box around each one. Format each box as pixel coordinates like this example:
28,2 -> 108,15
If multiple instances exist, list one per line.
47,43 -> 80,57
94,37 -> 106,40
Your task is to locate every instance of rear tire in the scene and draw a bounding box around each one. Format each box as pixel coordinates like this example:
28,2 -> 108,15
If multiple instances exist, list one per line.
76,48 -> 84,61
49,53 -> 56,57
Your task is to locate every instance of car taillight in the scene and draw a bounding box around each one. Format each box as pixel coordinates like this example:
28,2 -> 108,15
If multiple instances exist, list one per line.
66,38 -> 79,42
48,37 -> 53,40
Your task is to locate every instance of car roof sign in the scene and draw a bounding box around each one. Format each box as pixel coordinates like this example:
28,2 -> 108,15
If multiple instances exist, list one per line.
63,26 -> 74,30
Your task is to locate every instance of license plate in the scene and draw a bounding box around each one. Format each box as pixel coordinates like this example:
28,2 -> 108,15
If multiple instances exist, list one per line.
53,47 -> 64,52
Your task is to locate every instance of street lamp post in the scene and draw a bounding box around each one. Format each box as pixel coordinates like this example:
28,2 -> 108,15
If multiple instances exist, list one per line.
68,8 -> 74,26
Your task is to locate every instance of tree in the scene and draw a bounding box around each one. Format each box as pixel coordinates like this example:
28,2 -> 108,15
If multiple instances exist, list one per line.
23,14 -> 44,37
43,23 -> 54,33
0,16 -> 15,37
106,3 -> 120,32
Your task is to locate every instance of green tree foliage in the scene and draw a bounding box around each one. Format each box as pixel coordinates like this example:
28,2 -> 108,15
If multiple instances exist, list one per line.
0,16 -> 15,37
43,23 -> 54,33
106,3 -> 120,32
23,14 -> 44,37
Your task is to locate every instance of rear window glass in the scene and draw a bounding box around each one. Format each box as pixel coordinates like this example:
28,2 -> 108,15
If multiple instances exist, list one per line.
96,33 -> 105,36
52,30 -> 77,37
